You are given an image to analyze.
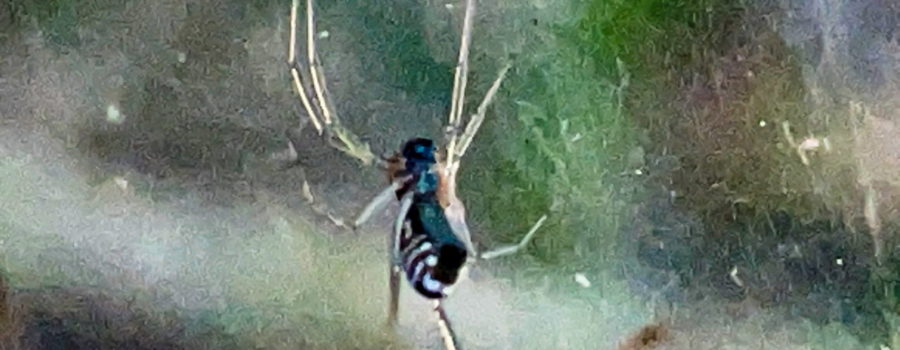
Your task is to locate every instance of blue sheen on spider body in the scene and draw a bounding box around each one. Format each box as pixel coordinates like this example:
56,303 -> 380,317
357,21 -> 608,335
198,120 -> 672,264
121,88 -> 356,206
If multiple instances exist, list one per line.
388,138 -> 469,299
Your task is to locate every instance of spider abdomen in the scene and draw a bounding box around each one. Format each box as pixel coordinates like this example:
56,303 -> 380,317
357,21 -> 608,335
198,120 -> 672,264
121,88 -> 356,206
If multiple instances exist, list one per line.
399,196 -> 469,299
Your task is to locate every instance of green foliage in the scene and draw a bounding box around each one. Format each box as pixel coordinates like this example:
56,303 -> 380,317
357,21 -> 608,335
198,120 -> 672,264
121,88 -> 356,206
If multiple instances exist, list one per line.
583,0 -> 754,75
573,0 -> 896,345
578,0 -> 827,225
462,11 -> 639,265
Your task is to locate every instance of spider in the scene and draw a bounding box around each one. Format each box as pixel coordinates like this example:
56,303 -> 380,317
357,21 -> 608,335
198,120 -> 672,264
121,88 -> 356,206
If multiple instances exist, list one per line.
281,0 -> 547,348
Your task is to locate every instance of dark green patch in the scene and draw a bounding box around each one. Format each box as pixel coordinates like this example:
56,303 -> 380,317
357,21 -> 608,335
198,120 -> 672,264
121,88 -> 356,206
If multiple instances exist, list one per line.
10,0 -> 80,46
461,16 -> 639,264
8,0 -> 129,47
335,0 -> 453,105
576,0 -> 896,344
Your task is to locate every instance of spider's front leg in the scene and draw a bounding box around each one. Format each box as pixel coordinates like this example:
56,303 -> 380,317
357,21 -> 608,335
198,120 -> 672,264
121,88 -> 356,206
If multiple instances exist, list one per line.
286,0 -> 375,166
352,176 -> 409,230
439,62 -> 512,262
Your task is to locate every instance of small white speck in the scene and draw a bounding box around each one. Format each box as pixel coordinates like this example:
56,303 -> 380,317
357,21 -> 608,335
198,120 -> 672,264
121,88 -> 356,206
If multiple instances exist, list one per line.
729,266 -> 744,288
634,169 -> 643,175
106,104 -> 124,124
317,30 -> 329,39
302,180 -> 314,203
574,273 -> 591,288
798,137 -> 821,151
113,176 -> 128,191
880,345 -> 890,350
445,3 -> 454,9
176,51 -> 186,63
759,120 -> 767,127
836,258 -> 843,266
425,255 -> 438,267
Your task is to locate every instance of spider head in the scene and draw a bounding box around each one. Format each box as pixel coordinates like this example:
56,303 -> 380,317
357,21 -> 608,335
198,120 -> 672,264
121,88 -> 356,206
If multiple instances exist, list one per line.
402,138 -> 437,164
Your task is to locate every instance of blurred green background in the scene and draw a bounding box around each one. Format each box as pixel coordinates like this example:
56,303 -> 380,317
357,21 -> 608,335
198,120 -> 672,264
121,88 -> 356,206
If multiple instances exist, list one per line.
0,0 -> 898,349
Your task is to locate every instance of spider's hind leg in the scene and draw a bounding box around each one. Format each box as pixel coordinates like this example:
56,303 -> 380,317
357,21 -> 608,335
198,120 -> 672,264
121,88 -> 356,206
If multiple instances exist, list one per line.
387,264 -> 401,327
387,192 -> 414,326
434,300 -> 461,350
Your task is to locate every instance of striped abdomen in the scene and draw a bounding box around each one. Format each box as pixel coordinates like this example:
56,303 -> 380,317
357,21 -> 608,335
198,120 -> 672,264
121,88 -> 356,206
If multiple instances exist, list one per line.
399,195 -> 468,299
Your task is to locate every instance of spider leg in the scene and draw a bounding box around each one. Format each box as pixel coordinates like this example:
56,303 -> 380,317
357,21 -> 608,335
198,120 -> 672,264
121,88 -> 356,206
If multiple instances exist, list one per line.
393,192 -> 414,257
444,196 -> 477,257
434,300 -> 461,350
437,1 -> 510,264
451,63 -> 511,171
387,192 -> 414,326
387,264 -> 401,327
288,0 -> 375,165
479,214 -> 547,260
353,176 -> 410,229
444,0 -> 476,172
288,0 -> 323,134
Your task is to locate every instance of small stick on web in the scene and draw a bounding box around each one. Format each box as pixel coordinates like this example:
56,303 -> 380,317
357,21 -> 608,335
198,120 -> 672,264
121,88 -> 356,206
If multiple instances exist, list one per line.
288,0 -> 376,166
480,214 -> 547,260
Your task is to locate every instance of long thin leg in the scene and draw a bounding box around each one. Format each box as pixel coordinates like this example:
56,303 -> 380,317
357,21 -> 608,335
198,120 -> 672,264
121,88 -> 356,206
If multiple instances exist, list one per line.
353,176 -> 410,229
393,192 -> 414,255
387,192 -> 413,326
451,63 -> 511,172
289,0 -> 324,134
479,214 -> 547,260
287,0 -> 375,165
434,300 -> 461,350
444,0 -> 476,171
442,63 -> 511,203
305,0 -> 332,127
387,265 -> 401,326
438,5 -> 511,262
444,196 -> 476,256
